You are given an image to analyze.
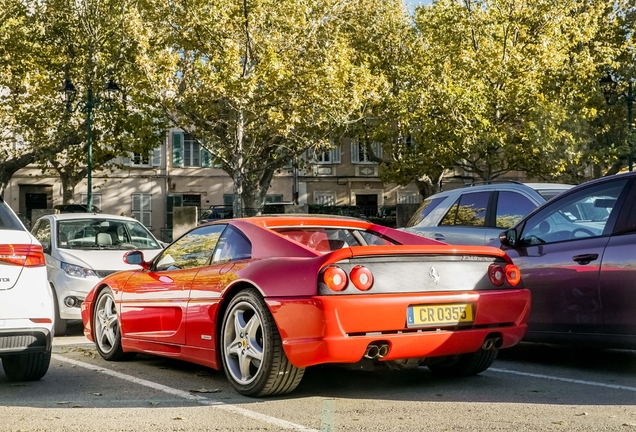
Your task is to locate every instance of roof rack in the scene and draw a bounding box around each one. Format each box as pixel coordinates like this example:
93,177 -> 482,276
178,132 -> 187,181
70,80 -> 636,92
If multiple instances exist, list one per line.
460,179 -> 524,188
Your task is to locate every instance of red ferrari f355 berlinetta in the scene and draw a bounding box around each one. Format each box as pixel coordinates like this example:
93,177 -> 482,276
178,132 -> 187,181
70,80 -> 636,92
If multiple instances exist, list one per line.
81,216 -> 530,397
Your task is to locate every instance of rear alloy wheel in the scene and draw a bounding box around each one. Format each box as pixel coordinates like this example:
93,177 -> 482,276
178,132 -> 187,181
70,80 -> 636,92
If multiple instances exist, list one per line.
2,350 -> 51,381
428,348 -> 498,377
93,287 -> 136,361
51,287 -> 67,337
221,288 -> 304,397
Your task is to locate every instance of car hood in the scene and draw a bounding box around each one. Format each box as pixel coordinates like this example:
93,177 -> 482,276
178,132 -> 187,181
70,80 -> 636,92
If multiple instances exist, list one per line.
55,248 -> 162,271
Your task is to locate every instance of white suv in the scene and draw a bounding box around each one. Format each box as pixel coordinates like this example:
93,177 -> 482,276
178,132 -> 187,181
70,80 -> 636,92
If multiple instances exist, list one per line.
0,197 -> 53,381
31,213 -> 164,335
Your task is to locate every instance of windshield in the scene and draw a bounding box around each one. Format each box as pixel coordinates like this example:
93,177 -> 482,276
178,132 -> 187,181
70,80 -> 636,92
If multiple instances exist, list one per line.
57,219 -> 161,250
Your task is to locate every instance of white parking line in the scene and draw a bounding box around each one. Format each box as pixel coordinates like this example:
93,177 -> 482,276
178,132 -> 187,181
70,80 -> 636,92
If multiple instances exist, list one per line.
51,354 -> 318,432
490,367 -> 636,392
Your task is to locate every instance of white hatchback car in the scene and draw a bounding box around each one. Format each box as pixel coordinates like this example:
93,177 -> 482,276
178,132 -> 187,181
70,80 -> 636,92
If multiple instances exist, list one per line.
0,197 -> 54,382
31,213 -> 164,335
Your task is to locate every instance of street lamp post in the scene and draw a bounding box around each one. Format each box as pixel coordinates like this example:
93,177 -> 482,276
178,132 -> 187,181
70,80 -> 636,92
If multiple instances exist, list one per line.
599,74 -> 635,172
62,78 -> 120,212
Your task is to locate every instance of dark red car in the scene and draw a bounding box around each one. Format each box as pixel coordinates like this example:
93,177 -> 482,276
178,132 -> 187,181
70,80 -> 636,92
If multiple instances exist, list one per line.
499,171 -> 636,348
81,216 -> 529,397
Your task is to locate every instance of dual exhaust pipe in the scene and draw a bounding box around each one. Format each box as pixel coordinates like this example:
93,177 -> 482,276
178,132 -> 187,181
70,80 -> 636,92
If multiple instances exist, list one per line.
364,342 -> 389,359
364,335 -> 501,361
482,336 -> 503,351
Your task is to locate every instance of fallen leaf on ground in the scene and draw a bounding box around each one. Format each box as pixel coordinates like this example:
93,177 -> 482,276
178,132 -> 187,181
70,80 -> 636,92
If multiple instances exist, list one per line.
189,388 -> 220,394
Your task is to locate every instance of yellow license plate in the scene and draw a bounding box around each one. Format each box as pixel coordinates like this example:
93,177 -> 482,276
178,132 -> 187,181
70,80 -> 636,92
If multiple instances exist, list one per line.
407,304 -> 473,327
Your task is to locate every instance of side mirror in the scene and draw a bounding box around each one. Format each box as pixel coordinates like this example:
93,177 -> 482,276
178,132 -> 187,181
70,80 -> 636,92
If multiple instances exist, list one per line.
123,250 -> 150,270
499,229 -> 518,247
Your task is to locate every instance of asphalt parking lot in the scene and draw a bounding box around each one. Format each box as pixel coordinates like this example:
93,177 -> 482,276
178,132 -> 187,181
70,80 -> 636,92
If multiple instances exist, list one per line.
1,322 -> 636,432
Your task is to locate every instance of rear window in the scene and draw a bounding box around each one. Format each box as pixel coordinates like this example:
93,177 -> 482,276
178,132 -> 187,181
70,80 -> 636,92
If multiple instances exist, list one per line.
274,228 -> 398,253
537,190 -> 565,201
406,197 -> 446,227
0,200 -> 24,231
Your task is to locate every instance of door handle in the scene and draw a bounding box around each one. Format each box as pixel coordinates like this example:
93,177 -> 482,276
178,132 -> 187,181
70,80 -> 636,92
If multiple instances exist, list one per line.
572,253 -> 599,265
434,233 -> 445,241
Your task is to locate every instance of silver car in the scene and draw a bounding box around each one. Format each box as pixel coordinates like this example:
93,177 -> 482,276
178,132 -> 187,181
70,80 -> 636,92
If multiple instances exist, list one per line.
403,182 -> 574,245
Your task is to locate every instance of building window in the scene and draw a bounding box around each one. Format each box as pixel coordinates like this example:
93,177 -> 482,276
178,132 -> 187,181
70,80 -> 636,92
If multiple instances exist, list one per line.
314,146 -> 341,164
132,153 -> 150,166
132,193 -> 152,227
398,193 -> 419,204
351,138 -> 381,164
183,134 -> 201,167
80,193 -> 102,211
314,192 -> 336,206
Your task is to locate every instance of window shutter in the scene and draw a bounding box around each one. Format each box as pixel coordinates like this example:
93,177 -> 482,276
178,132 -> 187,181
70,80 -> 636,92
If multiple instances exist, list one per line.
152,146 -> 162,167
331,146 -> 341,163
121,154 -> 131,166
172,132 -> 183,168
374,142 -> 383,159
350,141 -> 360,163
201,148 -> 212,167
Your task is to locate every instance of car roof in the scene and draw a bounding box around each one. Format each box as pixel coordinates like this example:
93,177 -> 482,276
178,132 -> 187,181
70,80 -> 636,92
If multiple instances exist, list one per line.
523,183 -> 575,191
39,213 -> 140,222
429,181 -> 574,198
232,215 -> 373,229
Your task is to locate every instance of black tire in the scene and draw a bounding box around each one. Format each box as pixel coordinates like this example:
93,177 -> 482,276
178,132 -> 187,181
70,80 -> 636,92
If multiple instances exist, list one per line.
220,288 -> 305,397
51,287 -> 67,337
2,350 -> 51,381
428,348 -> 498,377
93,287 -> 136,361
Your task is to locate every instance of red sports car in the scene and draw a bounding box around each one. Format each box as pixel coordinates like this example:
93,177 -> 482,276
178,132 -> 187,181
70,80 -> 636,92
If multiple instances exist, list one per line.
81,216 -> 530,397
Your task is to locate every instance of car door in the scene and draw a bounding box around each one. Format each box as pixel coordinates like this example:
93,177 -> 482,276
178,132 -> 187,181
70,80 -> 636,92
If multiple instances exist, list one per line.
599,179 -> 636,336
120,224 -> 225,345
433,191 -> 492,244
186,225 -> 252,349
503,178 -> 630,336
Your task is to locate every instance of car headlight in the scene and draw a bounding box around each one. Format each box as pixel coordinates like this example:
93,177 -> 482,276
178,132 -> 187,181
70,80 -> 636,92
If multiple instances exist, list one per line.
61,262 -> 98,278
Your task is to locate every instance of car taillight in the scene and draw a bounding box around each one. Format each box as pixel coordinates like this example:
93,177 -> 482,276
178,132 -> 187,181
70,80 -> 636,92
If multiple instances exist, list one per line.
350,265 -> 373,291
0,244 -> 45,267
488,264 -> 505,287
323,266 -> 348,292
489,263 -> 521,287
505,264 -> 521,286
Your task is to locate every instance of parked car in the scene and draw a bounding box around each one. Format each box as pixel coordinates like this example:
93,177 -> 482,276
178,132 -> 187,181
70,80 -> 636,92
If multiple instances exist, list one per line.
31,213 -> 164,336
81,215 -> 530,397
53,204 -> 101,213
0,196 -> 54,381
498,172 -> 636,348
199,205 -> 234,223
404,182 -> 574,245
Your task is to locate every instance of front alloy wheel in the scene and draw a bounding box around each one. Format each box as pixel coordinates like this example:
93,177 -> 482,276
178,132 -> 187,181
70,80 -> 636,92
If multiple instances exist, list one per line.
93,287 -> 135,361
221,288 -> 304,397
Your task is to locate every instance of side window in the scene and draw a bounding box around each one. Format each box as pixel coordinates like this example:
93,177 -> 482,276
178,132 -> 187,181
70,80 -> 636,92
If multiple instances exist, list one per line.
520,179 -> 629,245
212,226 -> 252,264
406,196 -> 446,227
155,224 -> 225,271
33,220 -> 52,250
440,192 -> 489,227
495,192 -> 537,229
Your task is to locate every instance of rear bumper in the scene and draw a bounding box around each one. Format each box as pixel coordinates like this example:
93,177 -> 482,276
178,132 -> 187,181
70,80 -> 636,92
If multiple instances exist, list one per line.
267,289 -> 530,368
0,327 -> 52,356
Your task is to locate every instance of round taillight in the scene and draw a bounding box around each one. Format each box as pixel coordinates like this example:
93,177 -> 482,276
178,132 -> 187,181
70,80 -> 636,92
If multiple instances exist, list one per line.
505,264 -> 521,286
488,264 -> 505,287
323,266 -> 348,291
350,265 -> 374,291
